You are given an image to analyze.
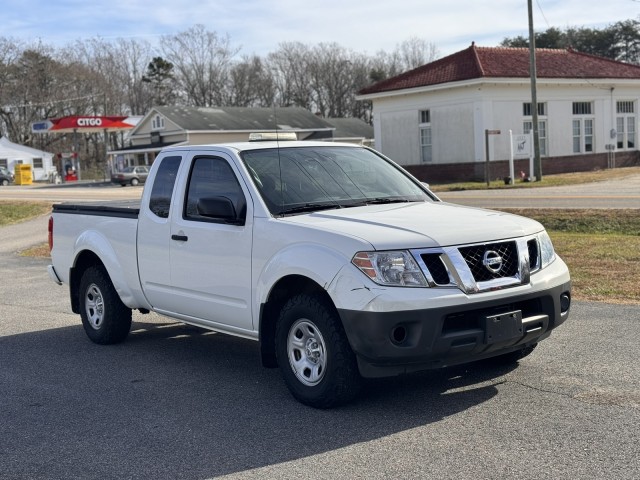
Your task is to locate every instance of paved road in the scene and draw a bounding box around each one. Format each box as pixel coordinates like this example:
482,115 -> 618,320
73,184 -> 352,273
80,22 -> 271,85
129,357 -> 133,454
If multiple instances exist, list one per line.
0,182 -> 142,203
438,173 -> 640,209
1,173 -> 639,208
1,216 -> 639,479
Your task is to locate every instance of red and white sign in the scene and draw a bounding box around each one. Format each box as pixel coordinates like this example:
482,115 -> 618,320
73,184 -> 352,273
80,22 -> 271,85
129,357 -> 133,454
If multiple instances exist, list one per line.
50,116 -> 137,132
32,116 -> 139,133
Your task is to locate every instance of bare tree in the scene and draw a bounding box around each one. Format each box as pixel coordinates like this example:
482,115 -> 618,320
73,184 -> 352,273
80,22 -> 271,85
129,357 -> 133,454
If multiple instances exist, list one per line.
396,36 -> 439,71
0,37 -> 25,139
112,38 -> 155,115
160,25 -> 240,107
268,42 -> 313,109
0,41 -> 72,145
306,43 -> 358,117
226,55 -> 275,107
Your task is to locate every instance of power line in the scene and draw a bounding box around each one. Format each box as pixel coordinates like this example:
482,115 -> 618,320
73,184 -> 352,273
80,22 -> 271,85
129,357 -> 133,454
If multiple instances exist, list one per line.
2,93 -> 105,110
535,0 -> 551,30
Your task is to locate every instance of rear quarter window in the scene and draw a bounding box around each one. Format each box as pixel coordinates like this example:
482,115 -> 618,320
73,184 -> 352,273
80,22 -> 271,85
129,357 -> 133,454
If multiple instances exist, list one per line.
149,156 -> 182,218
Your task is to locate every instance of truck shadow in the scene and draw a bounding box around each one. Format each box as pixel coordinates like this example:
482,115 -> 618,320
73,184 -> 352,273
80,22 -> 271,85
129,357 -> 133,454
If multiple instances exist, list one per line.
2,317 -> 517,479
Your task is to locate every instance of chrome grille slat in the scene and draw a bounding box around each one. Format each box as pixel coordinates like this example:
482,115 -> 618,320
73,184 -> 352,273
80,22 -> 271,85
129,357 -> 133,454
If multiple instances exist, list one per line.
412,235 -> 538,294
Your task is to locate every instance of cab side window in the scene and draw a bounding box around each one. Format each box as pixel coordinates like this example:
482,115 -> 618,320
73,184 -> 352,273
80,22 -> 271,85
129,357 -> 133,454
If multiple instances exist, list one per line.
184,156 -> 247,224
149,156 -> 181,218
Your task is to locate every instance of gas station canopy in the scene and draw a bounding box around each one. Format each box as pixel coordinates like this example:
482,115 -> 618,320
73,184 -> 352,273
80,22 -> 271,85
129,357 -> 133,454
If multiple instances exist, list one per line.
32,116 -> 140,134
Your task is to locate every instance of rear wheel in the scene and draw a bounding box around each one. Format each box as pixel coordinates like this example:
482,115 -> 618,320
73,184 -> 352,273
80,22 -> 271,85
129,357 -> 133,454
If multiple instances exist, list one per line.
79,266 -> 132,344
275,294 -> 361,408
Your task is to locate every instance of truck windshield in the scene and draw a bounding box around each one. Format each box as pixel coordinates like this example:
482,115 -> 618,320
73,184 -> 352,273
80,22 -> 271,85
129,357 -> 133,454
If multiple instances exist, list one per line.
241,146 -> 432,216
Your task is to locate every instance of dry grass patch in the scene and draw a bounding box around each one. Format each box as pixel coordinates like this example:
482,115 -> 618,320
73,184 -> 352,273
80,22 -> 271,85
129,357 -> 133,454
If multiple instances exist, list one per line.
0,201 -> 51,226
499,209 -> 640,304
19,243 -> 51,258
551,232 -> 640,304
430,166 -> 640,192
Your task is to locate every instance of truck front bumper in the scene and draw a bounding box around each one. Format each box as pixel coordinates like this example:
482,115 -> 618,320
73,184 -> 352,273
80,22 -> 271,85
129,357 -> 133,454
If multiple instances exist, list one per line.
331,262 -> 571,378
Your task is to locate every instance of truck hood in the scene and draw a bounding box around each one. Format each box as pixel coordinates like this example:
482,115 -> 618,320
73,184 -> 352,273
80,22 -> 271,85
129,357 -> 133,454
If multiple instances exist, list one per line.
281,202 -> 544,250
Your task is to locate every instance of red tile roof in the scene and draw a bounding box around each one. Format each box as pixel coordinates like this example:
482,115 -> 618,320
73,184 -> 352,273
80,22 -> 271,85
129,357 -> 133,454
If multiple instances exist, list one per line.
359,43 -> 640,95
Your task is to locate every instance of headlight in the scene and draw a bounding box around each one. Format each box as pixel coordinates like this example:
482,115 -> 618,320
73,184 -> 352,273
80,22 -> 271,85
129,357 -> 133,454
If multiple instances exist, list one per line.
352,251 -> 428,287
538,231 -> 556,268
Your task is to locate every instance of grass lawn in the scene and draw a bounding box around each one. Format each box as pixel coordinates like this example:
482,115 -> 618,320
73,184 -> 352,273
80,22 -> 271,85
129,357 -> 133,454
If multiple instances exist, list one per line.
0,201 -> 51,226
429,165 -> 640,192
498,208 -> 640,304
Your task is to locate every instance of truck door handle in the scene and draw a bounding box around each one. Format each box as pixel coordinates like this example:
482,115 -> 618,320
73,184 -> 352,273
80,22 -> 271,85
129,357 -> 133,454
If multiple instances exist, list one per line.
171,234 -> 188,242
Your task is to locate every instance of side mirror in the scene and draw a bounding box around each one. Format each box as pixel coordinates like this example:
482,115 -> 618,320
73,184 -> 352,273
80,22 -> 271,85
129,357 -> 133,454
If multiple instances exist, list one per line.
197,196 -> 244,225
421,181 -> 430,190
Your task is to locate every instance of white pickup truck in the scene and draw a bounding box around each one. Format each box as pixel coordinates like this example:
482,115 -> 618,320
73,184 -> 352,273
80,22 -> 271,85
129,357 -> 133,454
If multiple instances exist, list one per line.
48,140 -> 571,408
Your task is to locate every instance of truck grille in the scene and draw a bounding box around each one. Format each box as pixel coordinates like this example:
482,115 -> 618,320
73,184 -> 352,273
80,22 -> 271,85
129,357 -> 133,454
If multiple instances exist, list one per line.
421,253 -> 451,285
413,235 -> 539,294
459,241 -> 518,282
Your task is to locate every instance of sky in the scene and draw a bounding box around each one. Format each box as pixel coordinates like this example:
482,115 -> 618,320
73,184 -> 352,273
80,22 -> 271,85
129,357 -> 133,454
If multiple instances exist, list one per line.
4,0 -> 640,59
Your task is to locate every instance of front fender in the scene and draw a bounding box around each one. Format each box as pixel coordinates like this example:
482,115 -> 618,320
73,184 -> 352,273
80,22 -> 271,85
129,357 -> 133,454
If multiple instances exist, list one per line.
255,243 -> 349,307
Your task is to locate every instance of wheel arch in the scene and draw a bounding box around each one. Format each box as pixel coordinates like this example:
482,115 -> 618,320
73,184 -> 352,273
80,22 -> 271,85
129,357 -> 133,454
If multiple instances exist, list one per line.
259,274 -> 337,368
69,250 -> 107,314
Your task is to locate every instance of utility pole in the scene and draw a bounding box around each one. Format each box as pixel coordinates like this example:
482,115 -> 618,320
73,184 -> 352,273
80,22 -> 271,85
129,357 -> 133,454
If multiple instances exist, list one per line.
528,0 -> 542,181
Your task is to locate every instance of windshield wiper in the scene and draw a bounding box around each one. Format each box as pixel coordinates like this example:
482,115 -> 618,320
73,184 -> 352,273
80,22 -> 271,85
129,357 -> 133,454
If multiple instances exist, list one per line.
279,203 -> 342,215
365,198 -> 411,205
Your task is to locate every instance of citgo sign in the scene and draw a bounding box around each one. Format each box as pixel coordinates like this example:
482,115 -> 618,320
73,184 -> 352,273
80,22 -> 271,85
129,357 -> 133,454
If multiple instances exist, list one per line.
77,117 -> 103,127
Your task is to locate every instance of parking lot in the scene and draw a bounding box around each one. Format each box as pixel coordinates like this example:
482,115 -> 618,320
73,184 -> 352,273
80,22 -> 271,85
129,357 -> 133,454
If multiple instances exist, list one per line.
1,184 -> 639,479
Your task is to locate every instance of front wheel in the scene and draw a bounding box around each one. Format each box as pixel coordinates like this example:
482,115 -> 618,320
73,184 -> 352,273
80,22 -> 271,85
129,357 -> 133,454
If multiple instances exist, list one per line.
130,178 -> 139,186
1,179 -> 8,186
275,294 -> 361,408
79,266 -> 132,344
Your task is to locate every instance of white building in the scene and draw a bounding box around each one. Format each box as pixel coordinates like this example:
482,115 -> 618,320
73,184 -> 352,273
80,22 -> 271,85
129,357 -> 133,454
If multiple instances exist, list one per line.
357,43 -> 640,182
0,137 -> 54,181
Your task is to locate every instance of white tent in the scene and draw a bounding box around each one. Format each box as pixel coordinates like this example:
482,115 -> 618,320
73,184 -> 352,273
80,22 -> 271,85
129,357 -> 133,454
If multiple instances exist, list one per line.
0,137 -> 54,182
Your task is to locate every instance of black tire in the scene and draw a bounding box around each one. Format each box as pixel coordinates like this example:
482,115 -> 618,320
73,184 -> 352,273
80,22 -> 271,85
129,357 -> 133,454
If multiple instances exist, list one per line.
130,178 -> 139,186
275,293 -> 361,408
79,266 -> 132,345
1,179 -> 8,186
489,343 -> 537,365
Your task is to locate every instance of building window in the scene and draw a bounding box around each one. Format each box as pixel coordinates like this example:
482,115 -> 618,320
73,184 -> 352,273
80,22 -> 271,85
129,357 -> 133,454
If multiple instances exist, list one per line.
616,101 -> 636,150
523,121 -> 548,156
523,102 -> 546,116
151,114 -> 165,131
419,110 -> 432,163
573,119 -> 594,153
617,101 -> 634,114
523,102 -> 548,156
572,102 -> 592,115
572,102 -> 594,153
0,158 -> 7,168
33,157 -> 43,169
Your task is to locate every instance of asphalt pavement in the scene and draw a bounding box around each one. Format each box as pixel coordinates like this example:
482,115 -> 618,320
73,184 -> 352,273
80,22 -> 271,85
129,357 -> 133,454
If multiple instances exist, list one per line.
0,214 -> 639,479
438,172 -> 640,209
1,171 -> 639,208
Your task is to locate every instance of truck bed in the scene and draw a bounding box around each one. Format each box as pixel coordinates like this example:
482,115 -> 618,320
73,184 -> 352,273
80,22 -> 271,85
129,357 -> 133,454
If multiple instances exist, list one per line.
52,200 -> 141,219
